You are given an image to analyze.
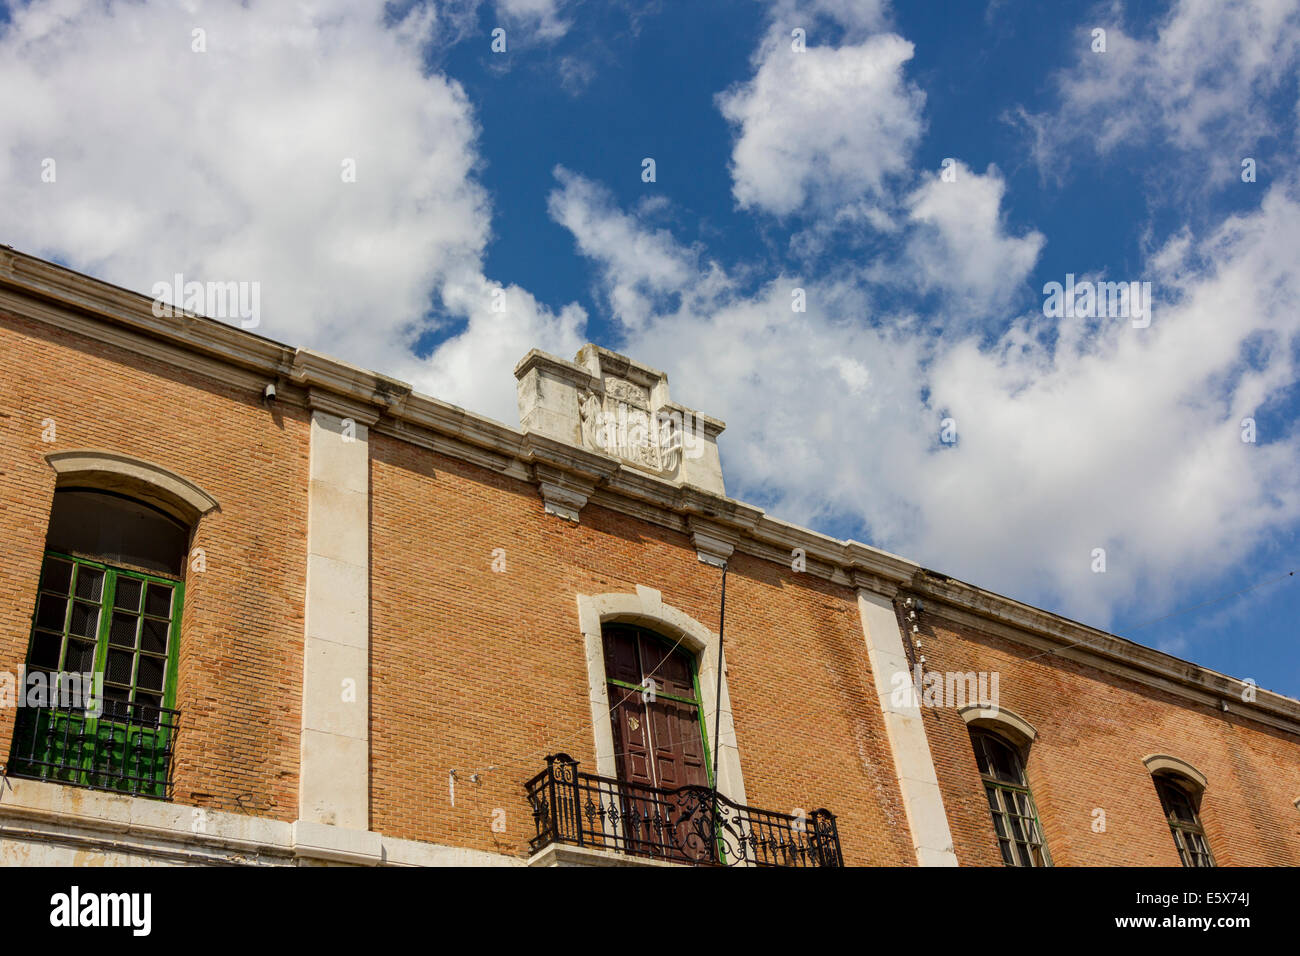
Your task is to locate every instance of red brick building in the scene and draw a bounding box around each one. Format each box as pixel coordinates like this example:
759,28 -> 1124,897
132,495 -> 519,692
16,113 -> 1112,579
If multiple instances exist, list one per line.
1,247 -> 1297,866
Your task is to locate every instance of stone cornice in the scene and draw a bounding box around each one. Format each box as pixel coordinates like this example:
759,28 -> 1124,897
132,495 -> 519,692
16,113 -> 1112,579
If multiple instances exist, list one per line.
657,399 -> 726,436
291,350 -> 411,425
0,246 -> 295,383
5,248 -> 1299,734
911,572 -> 1300,737
577,343 -> 667,391
514,348 -> 599,389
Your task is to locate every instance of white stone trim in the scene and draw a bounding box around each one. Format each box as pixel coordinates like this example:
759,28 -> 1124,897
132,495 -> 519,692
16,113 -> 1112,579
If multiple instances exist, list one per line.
381,835 -> 522,867
913,585 -> 1299,736
291,819 -> 382,865
539,481 -> 589,521
575,589 -> 746,805
45,449 -> 218,523
692,530 -> 734,568
857,588 -> 958,867
1143,754 -> 1209,791
299,411 -> 371,830
959,704 -> 1038,747
0,777 -> 521,866
516,345 -> 729,497
527,842 -> 684,867
0,776 -> 293,865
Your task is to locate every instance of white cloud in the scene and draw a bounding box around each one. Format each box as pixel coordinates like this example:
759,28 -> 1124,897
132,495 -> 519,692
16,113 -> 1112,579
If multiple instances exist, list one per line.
765,0 -> 891,36
0,1 -> 475,367
547,168 -> 708,329
902,161 -> 1045,315
556,54 -> 597,94
717,29 -> 925,217
549,165 -> 1300,627
494,0 -> 572,41
0,0 -> 586,423
7,0 -> 1300,644
1023,0 -> 1300,173
406,273 -> 588,422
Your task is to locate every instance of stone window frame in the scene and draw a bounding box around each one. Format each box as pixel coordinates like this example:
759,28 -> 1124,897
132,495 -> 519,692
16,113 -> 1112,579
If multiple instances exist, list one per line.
46,450 -> 219,524
1141,753 -> 1208,791
958,704 -> 1038,747
1143,754 -> 1215,867
38,448 -> 215,733
576,587 -> 747,805
958,705 -> 1052,867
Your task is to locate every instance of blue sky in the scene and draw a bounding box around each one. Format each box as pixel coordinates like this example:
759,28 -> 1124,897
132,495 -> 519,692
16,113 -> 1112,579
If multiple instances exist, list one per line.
2,0 -> 1298,697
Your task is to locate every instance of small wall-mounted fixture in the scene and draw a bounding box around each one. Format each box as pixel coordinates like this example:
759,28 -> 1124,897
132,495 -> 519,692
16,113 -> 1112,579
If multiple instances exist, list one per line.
262,383 -> 277,404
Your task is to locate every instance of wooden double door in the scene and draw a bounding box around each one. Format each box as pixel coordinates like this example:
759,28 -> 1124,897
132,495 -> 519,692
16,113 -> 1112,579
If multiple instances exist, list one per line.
603,624 -> 713,860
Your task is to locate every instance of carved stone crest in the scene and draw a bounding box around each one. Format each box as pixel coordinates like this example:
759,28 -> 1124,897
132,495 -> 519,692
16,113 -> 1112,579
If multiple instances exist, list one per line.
515,344 -> 725,496
605,377 -> 648,408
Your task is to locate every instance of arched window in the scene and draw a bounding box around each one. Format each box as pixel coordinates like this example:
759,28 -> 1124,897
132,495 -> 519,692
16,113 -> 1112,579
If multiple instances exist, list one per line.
969,729 -> 1051,867
602,623 -> 710,791
9,487 -> 191,798
1152,773 -> 1215,867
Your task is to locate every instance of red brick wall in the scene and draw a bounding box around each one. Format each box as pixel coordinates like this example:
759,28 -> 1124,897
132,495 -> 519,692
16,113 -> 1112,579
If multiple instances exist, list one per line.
367,434 -> 914,864
0,313 -> 307,821
918,607 -> 1300,866
5,306 -> 1300,867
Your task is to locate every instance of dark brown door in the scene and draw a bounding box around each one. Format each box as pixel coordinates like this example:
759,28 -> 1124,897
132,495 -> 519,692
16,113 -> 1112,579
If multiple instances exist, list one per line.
603,625 -> 711,860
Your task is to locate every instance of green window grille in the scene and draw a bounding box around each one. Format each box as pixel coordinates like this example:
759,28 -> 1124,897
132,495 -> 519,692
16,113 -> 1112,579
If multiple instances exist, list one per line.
8,551 -> 182,799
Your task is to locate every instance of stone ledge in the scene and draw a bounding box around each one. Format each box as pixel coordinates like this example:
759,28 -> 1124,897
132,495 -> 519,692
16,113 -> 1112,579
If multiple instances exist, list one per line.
527,842 -> 685,867
0,777 -> 292,860
291,819 -> 383,865
0,779 -> 529,867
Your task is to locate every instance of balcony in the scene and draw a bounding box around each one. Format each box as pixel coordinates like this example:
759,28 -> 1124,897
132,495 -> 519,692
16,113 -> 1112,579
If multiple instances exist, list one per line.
525,753 -> 843,867
7,697 -> 180,800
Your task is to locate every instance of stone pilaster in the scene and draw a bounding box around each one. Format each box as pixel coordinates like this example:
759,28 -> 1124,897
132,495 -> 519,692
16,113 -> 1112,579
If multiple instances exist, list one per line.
299,410 -> 371,830
857,588 -> 959,866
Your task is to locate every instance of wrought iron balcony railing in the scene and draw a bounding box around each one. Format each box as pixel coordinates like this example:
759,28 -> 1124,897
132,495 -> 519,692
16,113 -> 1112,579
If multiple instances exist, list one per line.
7,697 -> 180,800
525,753 -> 843,867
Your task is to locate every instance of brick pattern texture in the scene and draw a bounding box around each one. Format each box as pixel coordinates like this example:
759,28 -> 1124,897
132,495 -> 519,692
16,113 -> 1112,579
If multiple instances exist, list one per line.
916,607 -> 1300,866
2,308 -> 1299,866
368,434 -> 914,864
0,313 -> 306,821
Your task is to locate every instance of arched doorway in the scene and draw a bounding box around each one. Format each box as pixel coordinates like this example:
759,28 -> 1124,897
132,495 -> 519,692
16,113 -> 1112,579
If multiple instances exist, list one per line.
602,623 -> 710,790
601,623 -> 714,860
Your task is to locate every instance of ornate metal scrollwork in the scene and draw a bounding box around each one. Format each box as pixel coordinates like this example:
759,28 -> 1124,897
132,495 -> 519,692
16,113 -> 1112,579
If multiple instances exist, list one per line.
524,754 -> 843,866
